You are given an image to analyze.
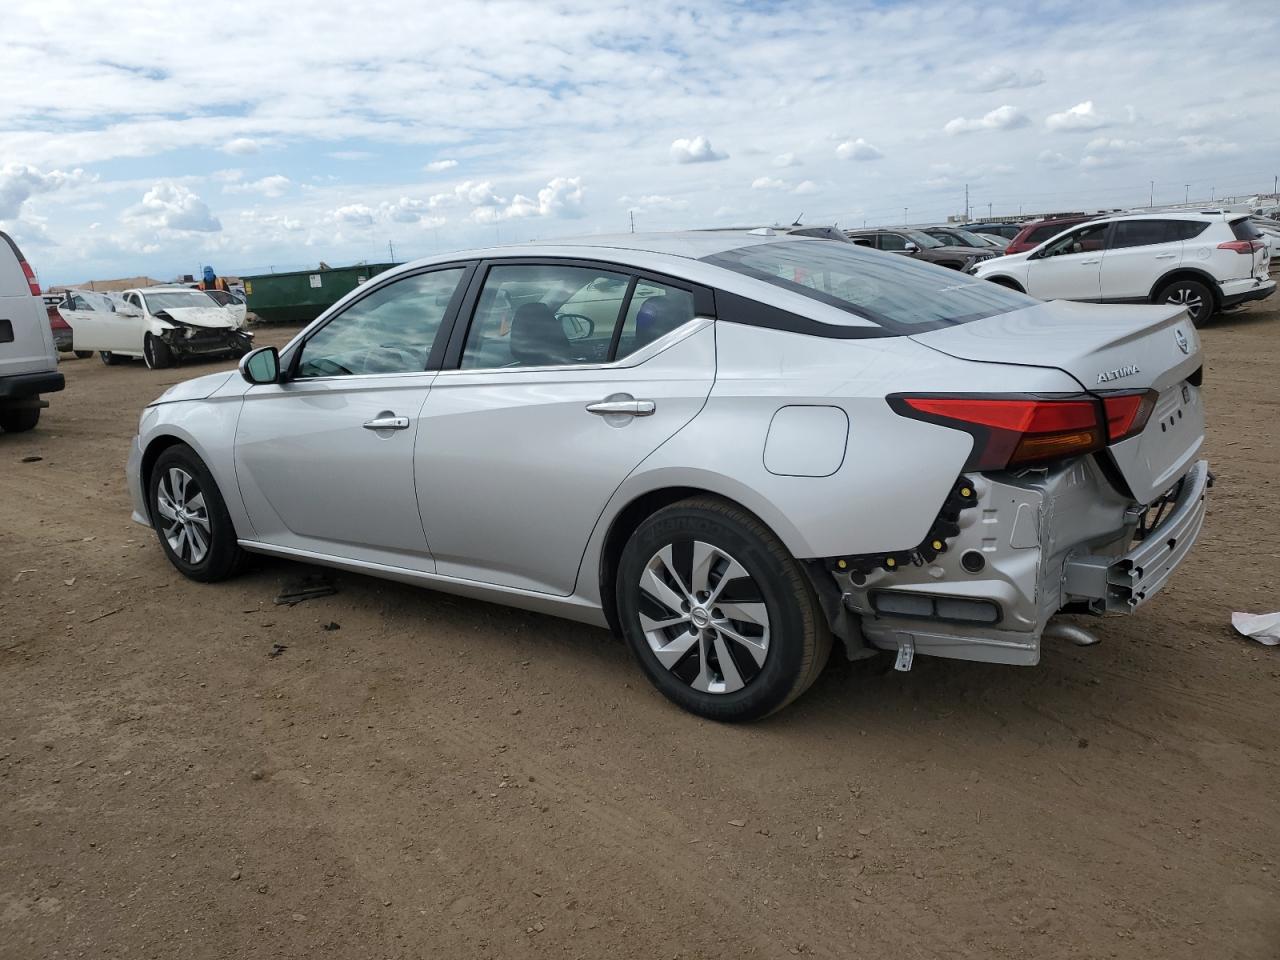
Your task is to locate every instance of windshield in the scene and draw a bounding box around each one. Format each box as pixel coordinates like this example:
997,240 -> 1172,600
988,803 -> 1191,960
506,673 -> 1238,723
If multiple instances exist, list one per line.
948,229 -> 989,248
142,290 -> 219,311
904,230 -> 943,248
703,240 -> 1035,333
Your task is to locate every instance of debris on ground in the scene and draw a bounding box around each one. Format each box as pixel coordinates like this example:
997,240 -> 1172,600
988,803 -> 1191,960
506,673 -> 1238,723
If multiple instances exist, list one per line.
1232,611 -> 1280,646
268,643 -> 288,658
21,455 -> 43,463
322,621 -> 340,631
273,573 -> 337,606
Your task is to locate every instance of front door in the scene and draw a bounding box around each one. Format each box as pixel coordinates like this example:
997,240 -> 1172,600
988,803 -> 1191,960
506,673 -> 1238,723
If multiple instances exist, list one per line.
1026,221 -> 1110,302
415,262 -> 716,595
234,265 -> 470,568
68,292 -> 145,353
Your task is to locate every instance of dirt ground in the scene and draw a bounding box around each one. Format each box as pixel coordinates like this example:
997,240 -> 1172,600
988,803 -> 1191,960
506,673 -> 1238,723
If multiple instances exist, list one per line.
2,297 -> 1277,960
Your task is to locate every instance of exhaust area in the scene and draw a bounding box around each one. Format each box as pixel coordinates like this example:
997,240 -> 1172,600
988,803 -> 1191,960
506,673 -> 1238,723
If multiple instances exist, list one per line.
1044,621 -> 1101,647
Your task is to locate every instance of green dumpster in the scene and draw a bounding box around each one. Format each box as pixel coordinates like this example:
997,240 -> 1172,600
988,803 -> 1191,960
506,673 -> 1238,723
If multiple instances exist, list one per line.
241,262 -> 399,324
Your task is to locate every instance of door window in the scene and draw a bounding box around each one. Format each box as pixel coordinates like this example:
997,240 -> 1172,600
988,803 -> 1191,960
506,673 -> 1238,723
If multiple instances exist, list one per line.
296,267 -> 465,378
615,281 -> 696,358
877,233 -> 908,251
1042,222 -> 1109,257
460,264 -> 630,369
1109,220 -> 1176,249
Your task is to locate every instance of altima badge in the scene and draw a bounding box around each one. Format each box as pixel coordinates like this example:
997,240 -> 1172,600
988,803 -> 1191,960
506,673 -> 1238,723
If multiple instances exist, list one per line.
1175,328 -> 1189,354
1097,364 -> 1140,384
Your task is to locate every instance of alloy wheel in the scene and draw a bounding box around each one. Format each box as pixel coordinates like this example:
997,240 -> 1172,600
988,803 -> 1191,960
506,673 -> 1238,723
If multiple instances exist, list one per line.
1165,286 -> 1204,321
155,466 -> 211,565
637,541 -> 770,695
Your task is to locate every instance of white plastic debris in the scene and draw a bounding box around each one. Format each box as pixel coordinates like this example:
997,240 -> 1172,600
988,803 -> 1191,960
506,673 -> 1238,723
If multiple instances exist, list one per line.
1232,612 -> 1280,646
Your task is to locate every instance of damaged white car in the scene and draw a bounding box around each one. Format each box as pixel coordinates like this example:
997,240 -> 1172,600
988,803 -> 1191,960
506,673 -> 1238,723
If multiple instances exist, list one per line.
65,286 -> 253,369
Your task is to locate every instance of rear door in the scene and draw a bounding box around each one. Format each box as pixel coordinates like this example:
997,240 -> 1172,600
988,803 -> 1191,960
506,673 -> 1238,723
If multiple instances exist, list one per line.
415,260 -> 716,595
1025,220 -> 1110,301
61,292 -> 136,353
0,231 -> 55,375
1099,219 -> 1183,301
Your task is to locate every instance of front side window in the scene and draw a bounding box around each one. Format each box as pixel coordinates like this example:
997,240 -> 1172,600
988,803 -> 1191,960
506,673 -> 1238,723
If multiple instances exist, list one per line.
297,267 -> 465,377
704,240 -> 1034,333
461,264 -> 630,369
877,233 -> 909,251
1042,221 -> 1109,257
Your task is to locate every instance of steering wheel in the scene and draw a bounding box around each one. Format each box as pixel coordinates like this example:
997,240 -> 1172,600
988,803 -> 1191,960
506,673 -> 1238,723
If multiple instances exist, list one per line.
556,312 -> 595,340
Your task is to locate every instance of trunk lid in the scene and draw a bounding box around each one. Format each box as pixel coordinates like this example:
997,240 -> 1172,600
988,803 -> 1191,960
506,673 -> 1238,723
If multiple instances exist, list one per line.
911,300 -> 1203,503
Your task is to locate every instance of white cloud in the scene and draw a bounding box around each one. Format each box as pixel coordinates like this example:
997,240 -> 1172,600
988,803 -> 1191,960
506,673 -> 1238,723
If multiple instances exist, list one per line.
224,174 -> 291,198
330,150 -> 374,161
793,180 -> 820,195
835,138 -> 883,161
944,105 -> 1029,135
1037,150 -> 1072,170
0,163 -> 92,220
472,176 -> 586,223
670,136 -> 727,164
1045,100 -> 1109,132
773,152 -> 799,167
1177,135 -> 1239,157
332,203 -> 376,226
219,137 -> 262,155
122,181 -> 221,232
619,194 -> 689,213
751,176 -> 788,191
210,168 -> 244,183
966,66 -> 1044,93
425,159 -> 458,172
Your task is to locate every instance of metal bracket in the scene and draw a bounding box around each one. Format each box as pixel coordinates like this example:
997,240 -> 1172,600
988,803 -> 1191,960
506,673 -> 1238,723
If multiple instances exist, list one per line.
893,635 -> 915,672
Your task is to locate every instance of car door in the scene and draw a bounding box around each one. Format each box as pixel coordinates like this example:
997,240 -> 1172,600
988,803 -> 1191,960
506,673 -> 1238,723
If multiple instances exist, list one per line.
233,264 -> 472,569
1025,220 -> 1110,301
415,260 -> 717,595
68,291 -> 144,353
1099,220 -> 1182,301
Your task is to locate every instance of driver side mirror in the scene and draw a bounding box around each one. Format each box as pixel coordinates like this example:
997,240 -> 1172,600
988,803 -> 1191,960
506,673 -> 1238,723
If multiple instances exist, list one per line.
240,346 -> 281,385
903,242 -> 919,253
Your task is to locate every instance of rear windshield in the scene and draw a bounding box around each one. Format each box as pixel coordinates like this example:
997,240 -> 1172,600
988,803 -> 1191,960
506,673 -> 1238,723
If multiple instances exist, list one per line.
704,240 -> 1035,334
1231,218 -> 1262,241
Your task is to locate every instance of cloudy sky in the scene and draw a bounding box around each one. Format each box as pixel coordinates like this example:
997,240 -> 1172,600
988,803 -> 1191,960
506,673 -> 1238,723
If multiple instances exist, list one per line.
2,0 -> 1276,285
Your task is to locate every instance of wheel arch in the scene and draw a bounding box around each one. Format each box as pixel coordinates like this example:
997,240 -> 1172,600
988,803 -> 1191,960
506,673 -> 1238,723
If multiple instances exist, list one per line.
984,274 -> 1025,293
594,480 -> 809,637
1149,267 -> 1221,306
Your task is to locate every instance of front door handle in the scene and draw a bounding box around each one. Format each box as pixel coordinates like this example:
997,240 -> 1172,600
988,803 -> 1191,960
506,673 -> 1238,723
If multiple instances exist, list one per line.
1080,259 -> 1101,265
363,415 -> 410,431
1155,253 -> 1177,260
586,398 -> 656,417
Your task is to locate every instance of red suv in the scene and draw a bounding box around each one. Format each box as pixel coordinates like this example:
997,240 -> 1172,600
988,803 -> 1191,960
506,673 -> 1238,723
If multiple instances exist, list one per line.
1005,214 -> 1099,255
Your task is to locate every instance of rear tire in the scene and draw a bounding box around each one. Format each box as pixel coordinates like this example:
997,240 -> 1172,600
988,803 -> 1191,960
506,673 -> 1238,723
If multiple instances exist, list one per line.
74,350 -> 93,359
148,444 -> 245,582
100,351 -> 123,366
0,406 -> 40,433
1156,278 -> 1214,326
616,496 -> 831,722
144,333 -> 174,369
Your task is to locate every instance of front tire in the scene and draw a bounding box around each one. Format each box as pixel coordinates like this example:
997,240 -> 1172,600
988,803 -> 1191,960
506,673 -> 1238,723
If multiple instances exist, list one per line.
100,351 -> 124,366
1157,278 -> 1214,326
0,406 -> 40,433
616,497 -> 831,722
148,445 -> 244,582
144,333 -> 174,369
74,350 -> 93,359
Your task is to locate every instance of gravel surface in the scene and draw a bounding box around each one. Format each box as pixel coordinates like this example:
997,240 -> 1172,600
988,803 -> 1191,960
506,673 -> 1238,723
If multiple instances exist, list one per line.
2,301 -> 1277,959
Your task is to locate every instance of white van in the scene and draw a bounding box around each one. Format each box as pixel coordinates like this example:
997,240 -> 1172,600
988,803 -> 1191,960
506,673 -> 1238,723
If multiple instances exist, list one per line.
0,231 -> 64,432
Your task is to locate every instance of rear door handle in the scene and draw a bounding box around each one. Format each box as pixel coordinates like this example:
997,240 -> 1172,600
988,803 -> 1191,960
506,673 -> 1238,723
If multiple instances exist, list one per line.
1080,259 -> 1101,265
362,415 -> 410,430
586,399 -> 656,417
1155,253 -> 1177,260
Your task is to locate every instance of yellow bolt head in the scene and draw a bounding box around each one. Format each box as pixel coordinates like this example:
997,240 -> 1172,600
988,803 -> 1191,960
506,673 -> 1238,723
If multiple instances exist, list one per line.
960,487 -> 972,498
837,559 -> 847,569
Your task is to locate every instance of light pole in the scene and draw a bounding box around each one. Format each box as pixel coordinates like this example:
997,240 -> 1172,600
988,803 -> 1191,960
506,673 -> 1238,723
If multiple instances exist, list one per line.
1149,180 -> 1154,208
1184,184 -> 1190,204
987,202 -> 992,219
903,207 -> 908,225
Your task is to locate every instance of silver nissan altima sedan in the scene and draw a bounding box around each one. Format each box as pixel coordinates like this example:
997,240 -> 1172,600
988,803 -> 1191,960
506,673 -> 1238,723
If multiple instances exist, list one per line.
126,231 -> 1210,721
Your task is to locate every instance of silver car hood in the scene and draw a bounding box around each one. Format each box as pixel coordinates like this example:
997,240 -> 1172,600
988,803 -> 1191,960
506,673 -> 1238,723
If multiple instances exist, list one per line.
155,305 -> 240,329
148,371 -> 237,406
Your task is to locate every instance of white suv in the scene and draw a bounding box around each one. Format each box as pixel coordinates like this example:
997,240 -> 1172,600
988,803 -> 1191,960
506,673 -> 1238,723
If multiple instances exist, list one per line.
971,212 -> 1274,325
0,230 -> 64,432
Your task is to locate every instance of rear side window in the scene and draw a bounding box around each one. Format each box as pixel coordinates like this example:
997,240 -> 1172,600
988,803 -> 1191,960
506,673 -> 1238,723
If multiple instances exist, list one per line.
1170,221 -> 1209,240
1028,222 -> 1077,244
704,240 -> 1035,334
1110,220 -> 1178,249
1231,219 -> 1262,241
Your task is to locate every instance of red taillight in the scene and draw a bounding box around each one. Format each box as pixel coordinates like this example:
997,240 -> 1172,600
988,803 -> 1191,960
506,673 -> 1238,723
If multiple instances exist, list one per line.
1217,240 -> 1262,254
889,395 -> 1105,471
1101,390 -> 1157,442
19,259 -> 40,295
